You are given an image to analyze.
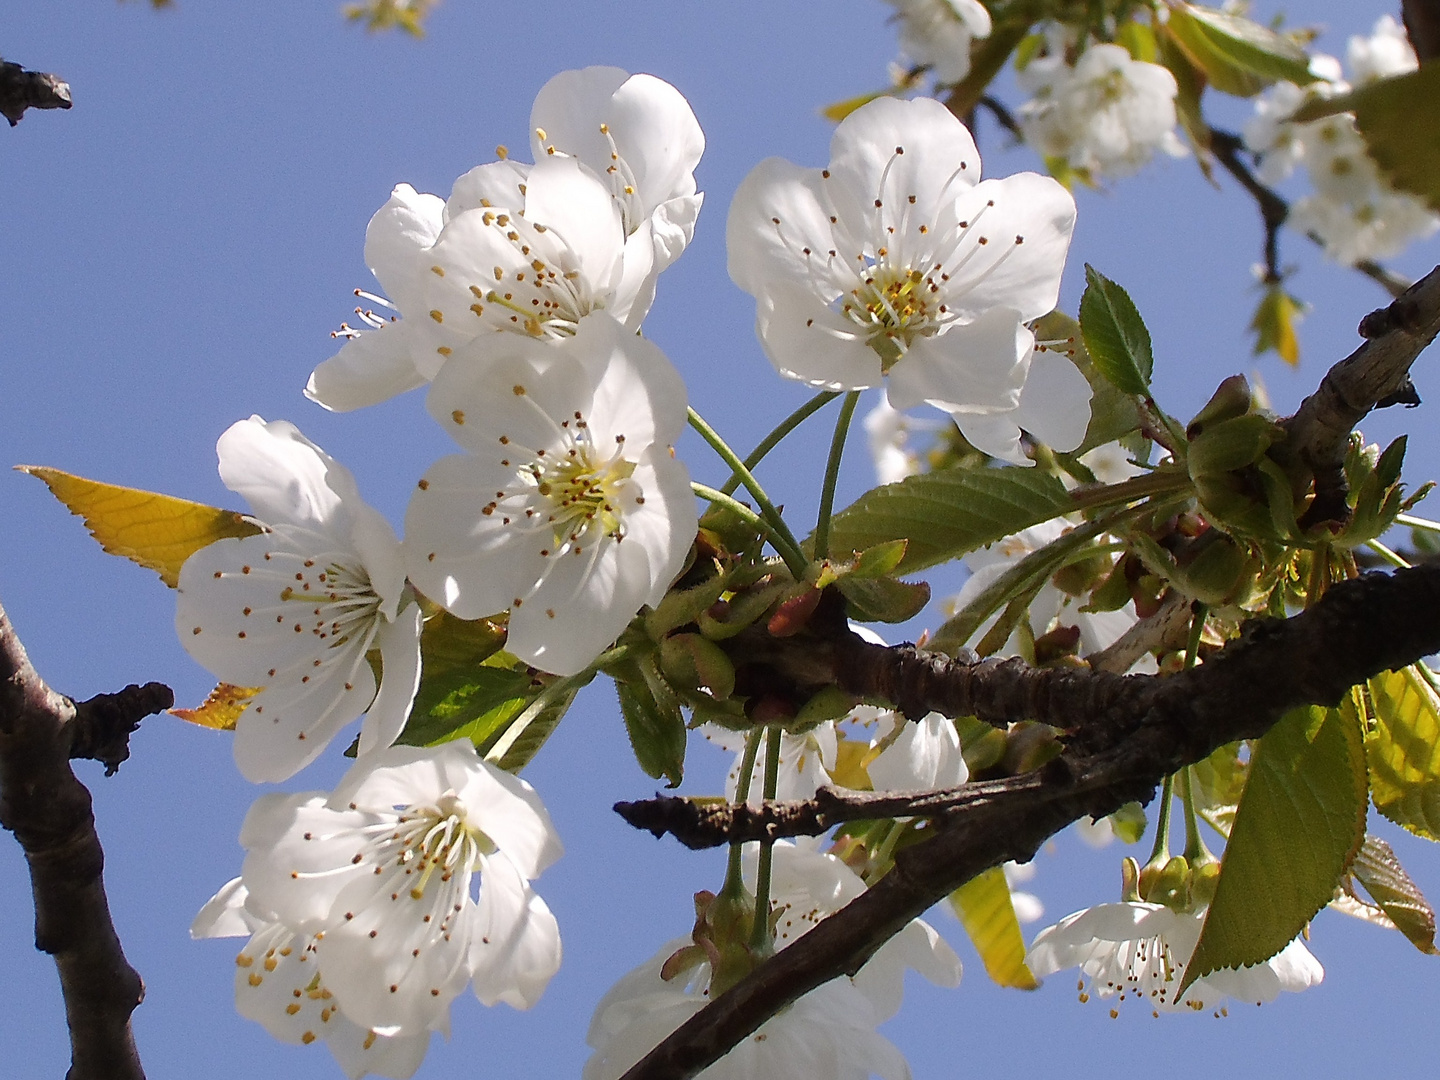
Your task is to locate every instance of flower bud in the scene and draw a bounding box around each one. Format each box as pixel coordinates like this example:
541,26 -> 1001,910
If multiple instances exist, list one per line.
1187,374 -> 1254,439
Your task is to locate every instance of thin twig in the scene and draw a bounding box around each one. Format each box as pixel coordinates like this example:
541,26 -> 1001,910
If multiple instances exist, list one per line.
0,58 -> 72,126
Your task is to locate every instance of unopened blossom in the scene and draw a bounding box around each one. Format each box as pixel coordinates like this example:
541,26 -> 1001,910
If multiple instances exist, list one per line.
857,707 -> 968,794
727,95 -> 1082,462
308,68 -> 703,413
1026,902 -> 1322,1015
404,312 -> 695,676
239,740 -> 564,1037
1018,42 -> 1186,180
176,417 -> 421,783
886,0 -> 992,85
583,947 -> 908,1080
527,67 -> 705,320
191,878 -> 430,1079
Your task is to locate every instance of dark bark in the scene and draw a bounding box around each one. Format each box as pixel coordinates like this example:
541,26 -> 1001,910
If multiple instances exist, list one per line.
0,598 -> 168,1080
0,59 -> 72,127
1404,0 -> 1440,61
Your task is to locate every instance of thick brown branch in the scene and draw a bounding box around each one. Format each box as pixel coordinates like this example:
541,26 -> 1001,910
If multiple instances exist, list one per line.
1404,0 -> 1440,60
0,598 -> 167,1080
620,565 -> 1440,1079
1280,264 -> 1440,525
0,59 -> 72,126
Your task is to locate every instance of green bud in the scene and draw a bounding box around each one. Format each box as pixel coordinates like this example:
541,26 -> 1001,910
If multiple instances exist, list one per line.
1187,374 -> 1254,439
1002,721 -> 1062,774
646,572 -> 730,641
1175,534 -> 1252,607
1186,413 -> 1282,481
659,633 -> 737,700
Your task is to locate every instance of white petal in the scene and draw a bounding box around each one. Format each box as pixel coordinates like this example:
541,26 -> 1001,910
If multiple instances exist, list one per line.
887,307 -> 1030,413
446,159 -> 531,218
364,184 -> 446,314
755,281 -> 883,391
467,853 -> 563,1009
358,603 -> 422,757
326,1023 -> 431,1080
726,157 -> 836,296
191,877 -> 262,939
216,417 -> 351,530
575,313 -> 690,449
306,324 -> 430,413
239,793 -> 376,929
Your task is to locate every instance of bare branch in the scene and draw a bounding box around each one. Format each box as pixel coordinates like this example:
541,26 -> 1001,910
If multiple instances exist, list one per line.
0,597 -> 169,1080
0,59 -> 72,127
620,563 -> 1440,1080
1280,264 -> 1440,525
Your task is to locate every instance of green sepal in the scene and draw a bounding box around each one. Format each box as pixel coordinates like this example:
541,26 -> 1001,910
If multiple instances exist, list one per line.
1181,701 -> 1367,992
617,670 -> 687,787
659,633 -> 737,701
790,685 -> 860,731
645,571 -> 730,641
1078,265 -> 1154,396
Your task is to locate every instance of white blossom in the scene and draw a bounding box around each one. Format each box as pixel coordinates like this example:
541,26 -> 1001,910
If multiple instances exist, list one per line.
706,722 -> 840,804
403,312 -> 696,676
583,948 -> 909,1080
885,0 -> 993,85
192,879 -> 430,1079
726,95 -> 1084,463
238,740 -> 564,1038
1018,42 -> 1186,180
1347,15 -> 1418,84
176,417 -> 421,783
1026,901 -> 1323,1015
860,708 -> 968,794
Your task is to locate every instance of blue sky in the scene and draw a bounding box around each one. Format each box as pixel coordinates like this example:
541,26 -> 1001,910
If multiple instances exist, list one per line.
2,1 -> 1437,1077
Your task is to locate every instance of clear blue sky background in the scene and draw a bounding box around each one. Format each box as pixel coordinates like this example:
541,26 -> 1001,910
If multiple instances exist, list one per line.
2,1 -> 1438,1077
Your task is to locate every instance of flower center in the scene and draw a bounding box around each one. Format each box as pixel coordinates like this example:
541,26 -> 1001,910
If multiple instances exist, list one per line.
534,450 -> 637,545
841,261 -> 944,365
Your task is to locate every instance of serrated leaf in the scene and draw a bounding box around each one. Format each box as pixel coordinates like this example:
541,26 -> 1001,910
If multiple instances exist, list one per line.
171,682 -> 258,730
398,666 -> 535,749
1182,703 -> 1367,990
20,465 -> 260,587
1351,833 -> 1438,954
822,466 -> 1075,575
1157,31 -> 1215,178
1033,311 -> 1143,455
948,867 -> 1039,989
1249,285 -> 1303,367
835,574 -> 931,623
1078,265 -> 1154,396
489,675 -> 590,773
618,677 -> 687,787
1165,4 -> 1315,96
1367,665 -> 1440,840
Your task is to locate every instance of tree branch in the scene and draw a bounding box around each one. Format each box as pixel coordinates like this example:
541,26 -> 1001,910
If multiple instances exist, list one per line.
0,597 -> 169,1080
0,59 -> 72,127
619,564 -> 1440,1080
1280,264 -> 1440,525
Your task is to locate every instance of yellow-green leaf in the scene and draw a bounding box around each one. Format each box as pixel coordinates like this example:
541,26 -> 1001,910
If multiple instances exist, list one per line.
19,465 -> 259,587
1165,4 -> 1316,97
1182,703 -> 1367,990
822,89 -> 889,122
1249,285 -> 1304,367
171,682 -> 259,730
948,867 -> 1039,990
1367,664 -> 1440,840
1189,742 -> 1249,837
1350,833 -> 1438,954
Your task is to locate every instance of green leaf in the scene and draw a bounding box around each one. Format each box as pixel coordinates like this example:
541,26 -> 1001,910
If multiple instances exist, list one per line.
1157,29 -> 1214,173
1033,311 -> 1143,455
489,675 -> 591,772
1350,833 -> 1438,954
947,867 -> 1040,990
1189,742 -> 1249,837
398,665 -> 535,749
1078,265 -> 1154,396
1165,4 -> 1316,97
835,574 -> 931,623
1249,285 -> 1304,367
1182,703 -> 1367,990
617,677 -> 687,787
19,464 -> 260,587
1367,665 -> 1440,840
822,466 -> 1075,575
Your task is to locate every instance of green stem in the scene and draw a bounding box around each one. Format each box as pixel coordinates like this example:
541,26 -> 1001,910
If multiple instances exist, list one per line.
1185,603 -> 1207,670
1147,773 -> 1175,865
1397,512 -> 1440,535
813,391 -> 862,562
1366,538 -> 1411,569
1178,767 -> 1212,862
1066,466 -> 1193,513
720,391 -> 841,497
692,483 -> 794,555
750,726 -> 783,953
688,407 -> 808,577
721,729 -> 766,902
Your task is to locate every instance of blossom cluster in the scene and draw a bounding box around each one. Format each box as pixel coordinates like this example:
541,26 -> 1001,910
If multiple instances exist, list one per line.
1244,16 -> 1439,266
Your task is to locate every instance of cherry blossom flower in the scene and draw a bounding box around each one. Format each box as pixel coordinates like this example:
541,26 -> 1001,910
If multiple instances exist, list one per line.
1026,901 -> 1322,1016
191,878 -> 430,1080
582,951 -> 908,1080
706,722 -> 840,804
404,311 -> 696,677
307,68 -> 704,413
176,417 -> 421,783
885,0 -> 992,85
862,709 -> 968,795
528,67 -> 705,321
238,740 -> 564,1038
726,95 -> 1081,462
1018,42 -> 1186,180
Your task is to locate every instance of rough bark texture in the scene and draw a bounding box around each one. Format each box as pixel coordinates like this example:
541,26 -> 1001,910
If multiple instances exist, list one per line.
0,59 -> 72,126
0,598 -> 168,1080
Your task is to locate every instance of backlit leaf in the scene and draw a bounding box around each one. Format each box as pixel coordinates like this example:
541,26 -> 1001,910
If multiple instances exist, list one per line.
1351,833 -> 1438,954
1367,665 -> 1440,840
1249,285 -> 1304,367
1182,703 -> 1367,990
20,465 -> 259,587
1165,4 -> 1315,96
1078,266 -> 1153,396
948,866 -> 1040,989
822,466 -> 1075,575
171,682 -> 258,731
